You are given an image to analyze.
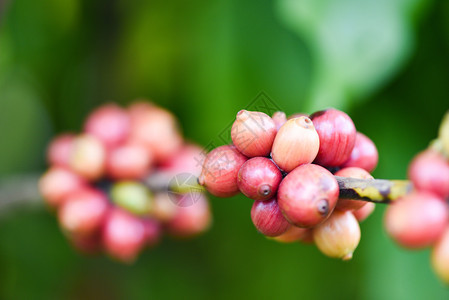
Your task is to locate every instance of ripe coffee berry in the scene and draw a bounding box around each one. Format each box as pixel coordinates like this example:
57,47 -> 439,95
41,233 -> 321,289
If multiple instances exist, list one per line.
198,145 -> 247,197
384,191 -> 449,249
47,134 -> 75,168
84,104 -> 130,149
69,134 -> 106,181
272,111 -> 287,131
272,226 -> 312,243
278,164 -> 339,227
335,167 -> 373,211
106,143 -> 153,180
231,110 -> 277,157
271,117 -> 320,172
313,210 -> 361,260
102,208 -> 147,263
342,132 -> 378,172
237,157 -> 282,201
58,188 -> 109,236
311,108 -> 356,167
408,149 -> 449,199
250,198 -> 290,237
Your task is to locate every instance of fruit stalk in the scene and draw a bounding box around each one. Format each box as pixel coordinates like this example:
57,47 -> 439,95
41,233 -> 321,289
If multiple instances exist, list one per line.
336,176 -> 412,204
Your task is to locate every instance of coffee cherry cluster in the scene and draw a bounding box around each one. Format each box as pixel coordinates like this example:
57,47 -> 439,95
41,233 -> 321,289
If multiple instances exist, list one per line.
199,108 -> 378,260
385,112 -> 449,283
39,101 -> 211,263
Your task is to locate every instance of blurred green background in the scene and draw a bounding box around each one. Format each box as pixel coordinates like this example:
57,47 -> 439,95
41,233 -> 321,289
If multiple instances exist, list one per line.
1,0 -> 449,299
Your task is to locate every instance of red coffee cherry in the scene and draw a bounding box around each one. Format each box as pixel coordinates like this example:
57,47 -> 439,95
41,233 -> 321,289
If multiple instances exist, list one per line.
69,134 -> 106,181
384,192 -> 449,249
313,210 -> 361,260
128,102 -> 182,163
58,188 -> 109,236
106,143 -> 153,180
237,157 -> 282,201
271,117 -> 320,172
431,227 -> 449,284
102,208 -> 147,263
272,226 -> 312,243
272,111 -> 287,131
311,108 -> 356,167
167,193 -> 211,237
160,143 -> 204,177
278,164 -> 339,227
353,202 -> 375,222
250,198 -> 290,237
199,145 -> 247,197
84,104 -> 130,149
39,167 -> 85,208
335,167 -> 373,211
408,149 -> 449,199
342,132 -> 378,172
231,110 -> 277,157
47,134 -> 75,168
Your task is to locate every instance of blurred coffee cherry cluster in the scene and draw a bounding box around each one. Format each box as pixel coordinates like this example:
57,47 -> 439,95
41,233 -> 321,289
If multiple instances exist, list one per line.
39,101 -> 211,263
199,108 -> 378,260
385,111 -> 449,284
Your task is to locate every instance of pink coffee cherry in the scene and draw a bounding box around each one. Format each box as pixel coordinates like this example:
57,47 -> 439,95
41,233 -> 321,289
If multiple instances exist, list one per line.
47,134 -> 75,168
311,108 -> 356,167
160,143 -> 204,177
271,117 -> 320,172
342,132 -> 378,172
335,167 -> 373,211
106,143 -> 153,180
102,208 -> 147,263
84,104 -> 130,149
58,188 -> 109,236
39,167 -> 86,208
237,157 -> 282,201
128,102 -> 182,164
231,110 -> 277,157
166,193 -> 211,237
199,145 -> 247,197
272,226 -> 312,243
384,191 -> 449,249
408,149 -> 449,199
278,164 -> 339,227
251,198 -> 290,237
272,111 -> 287,131
353,202 -> 375,222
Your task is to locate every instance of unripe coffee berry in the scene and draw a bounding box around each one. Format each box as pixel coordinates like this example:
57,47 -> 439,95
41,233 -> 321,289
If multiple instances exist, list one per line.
199,145 -> 247,197
313,210 -> 361,260
250,198 -> 290,237
342,132 -> 378,172
278,164 -> 339,227
69,134 -> 106,181
231,110 -> 277,157
431,227 -> 449,285
271,117 -> 320,172
237,157 -> 282,201
384,192 -> 449,249
408,149 -> 449,199
311,108 -> 356,167
110,181 -> 153,216
335,167 -> 373,211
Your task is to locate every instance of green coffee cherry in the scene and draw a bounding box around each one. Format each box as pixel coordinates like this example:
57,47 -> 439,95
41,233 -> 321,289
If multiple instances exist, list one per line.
111,181 -> 153,215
